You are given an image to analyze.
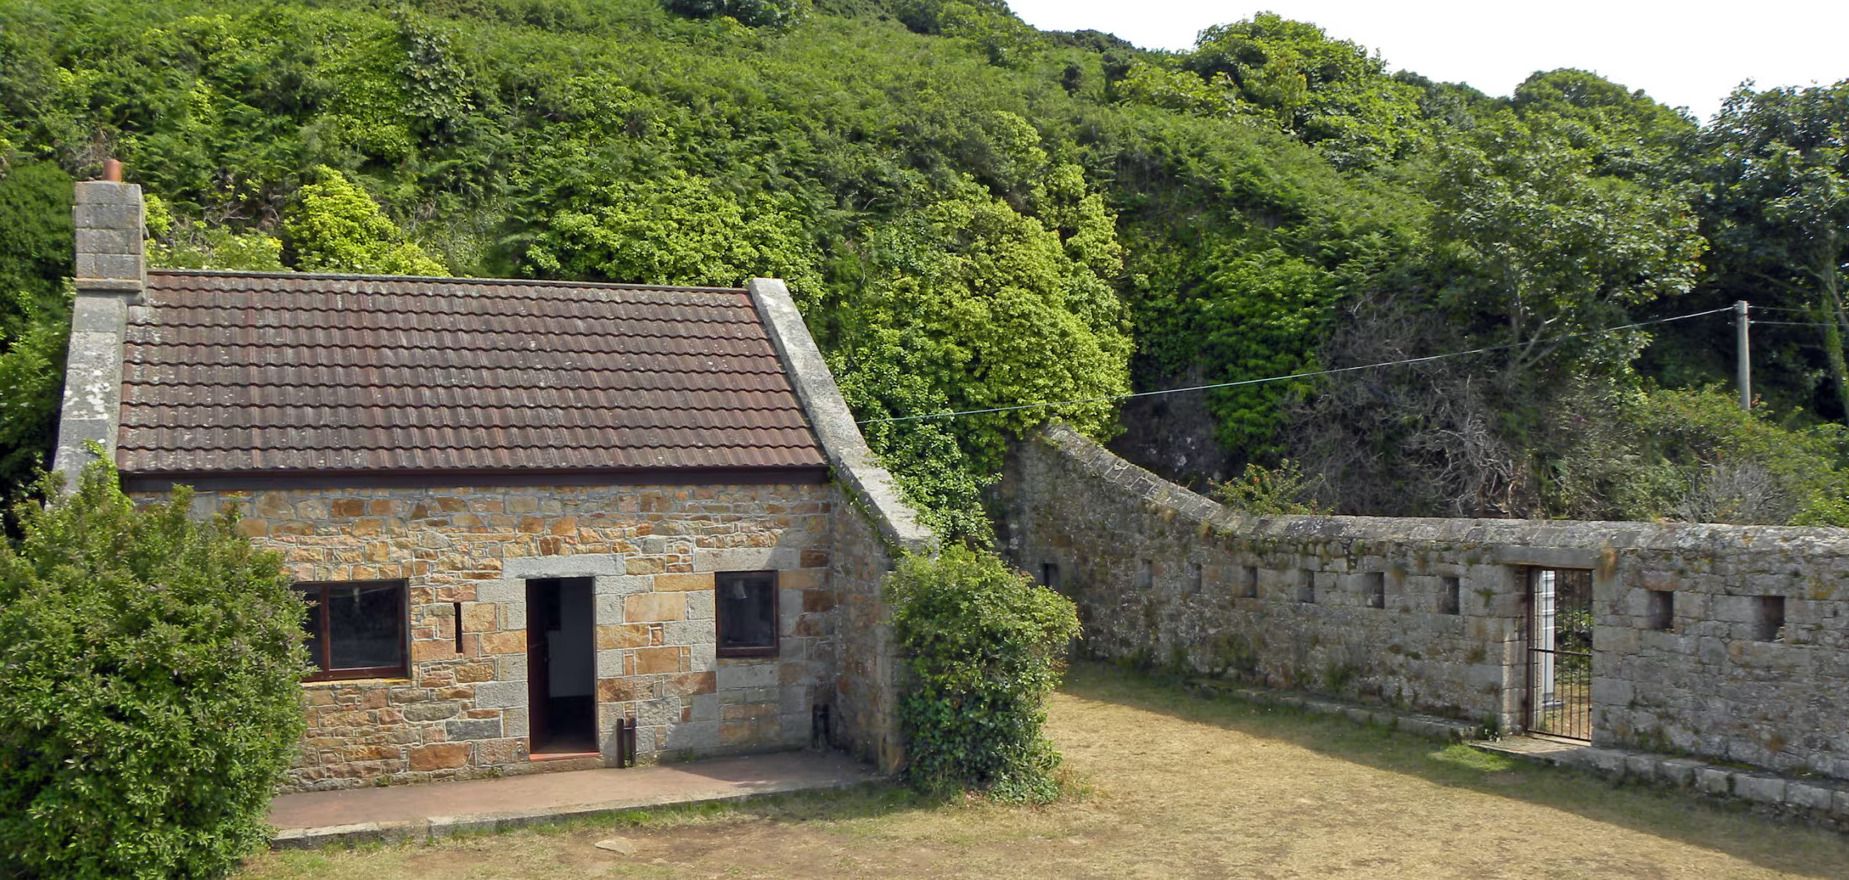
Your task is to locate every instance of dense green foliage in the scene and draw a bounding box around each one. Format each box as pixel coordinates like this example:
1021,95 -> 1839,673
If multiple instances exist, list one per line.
0,0 -> 1844,528
886,544 -> 1081,802
0,462 -> 307,879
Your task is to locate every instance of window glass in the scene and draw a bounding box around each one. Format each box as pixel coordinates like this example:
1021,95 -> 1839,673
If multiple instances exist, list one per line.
716,572 -> 777,656
328,583 -> 405,670
295,580 -> 406,679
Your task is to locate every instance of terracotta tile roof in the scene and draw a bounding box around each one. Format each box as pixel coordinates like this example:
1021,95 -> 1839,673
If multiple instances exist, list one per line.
117,271 -> 826,478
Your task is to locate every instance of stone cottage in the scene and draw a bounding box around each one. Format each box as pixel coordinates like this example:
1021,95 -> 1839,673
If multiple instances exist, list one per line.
53,173 -> 932,791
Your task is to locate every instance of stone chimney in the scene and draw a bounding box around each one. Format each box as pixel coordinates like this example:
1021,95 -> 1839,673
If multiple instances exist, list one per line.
51,163 -> 145,489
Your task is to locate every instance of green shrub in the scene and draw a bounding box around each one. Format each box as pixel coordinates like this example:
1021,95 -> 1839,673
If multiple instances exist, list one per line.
662,0 -> 806,28
0,461 -> 309,879
885,545 -> 1081,803
1210,458 -> 1325,515
1544,384 -> 1849,525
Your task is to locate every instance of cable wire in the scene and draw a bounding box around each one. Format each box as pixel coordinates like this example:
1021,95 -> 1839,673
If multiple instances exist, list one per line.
856,306 -> 1738,425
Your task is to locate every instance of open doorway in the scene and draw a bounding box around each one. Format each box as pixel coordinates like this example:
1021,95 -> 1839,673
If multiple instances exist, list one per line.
526,577 -> 596,756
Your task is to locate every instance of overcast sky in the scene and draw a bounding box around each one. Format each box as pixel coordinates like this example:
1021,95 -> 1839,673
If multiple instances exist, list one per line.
1005,0 -> 1849,124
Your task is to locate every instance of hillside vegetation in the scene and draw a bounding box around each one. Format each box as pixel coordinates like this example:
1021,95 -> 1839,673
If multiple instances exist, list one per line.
1,0 -> 1846,532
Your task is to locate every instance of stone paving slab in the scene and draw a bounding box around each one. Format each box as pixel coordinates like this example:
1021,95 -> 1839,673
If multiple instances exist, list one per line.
270,750 -> 884,849
1473,737 -> 1849,832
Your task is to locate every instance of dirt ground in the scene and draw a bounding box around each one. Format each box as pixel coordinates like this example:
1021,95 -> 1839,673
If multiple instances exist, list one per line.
245,664 -> 1849,879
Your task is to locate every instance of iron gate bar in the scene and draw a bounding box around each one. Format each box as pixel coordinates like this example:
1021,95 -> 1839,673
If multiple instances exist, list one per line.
1526,567 -> 1593,742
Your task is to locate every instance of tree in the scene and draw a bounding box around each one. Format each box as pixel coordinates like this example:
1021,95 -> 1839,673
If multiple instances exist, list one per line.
1428,111 -> 1704,388
0,161 -> 74,499
824,190 -> 1131,538
1183,13 -> 1429,167
516,172 -> 822,291
0,461 -> 308,879
1700,81 -> 1849,418
283,166 -> 446,276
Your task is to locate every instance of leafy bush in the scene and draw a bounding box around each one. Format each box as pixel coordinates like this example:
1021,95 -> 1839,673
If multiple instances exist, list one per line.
885,545 -> 1081,803
662,0 -> 806,28
282,166 -> 446,276
1545,384 -> 1849,525
0,461 -> 309,879
1211,458 -> 1325,515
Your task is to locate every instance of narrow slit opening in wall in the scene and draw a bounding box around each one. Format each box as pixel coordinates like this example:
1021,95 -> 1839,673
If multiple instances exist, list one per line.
1189,562 -> 1203,595
1440,576 -> 1461,615
1755,595 -> 1786,641
1647,589 -> 1674,631
1297,569 -> 1315,604
1138,559 -> 1153,590
1239,566 -> 1258,599
453,601 -> 464,653
1041,562 -> 1059,589
1363,572 -> 1385,609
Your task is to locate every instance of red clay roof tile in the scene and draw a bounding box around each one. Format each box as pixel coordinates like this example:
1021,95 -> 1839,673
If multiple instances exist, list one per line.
117,271 -> 827,478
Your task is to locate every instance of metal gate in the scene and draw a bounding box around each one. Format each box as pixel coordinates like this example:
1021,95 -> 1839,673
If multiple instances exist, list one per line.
1526,567 -> 1593,740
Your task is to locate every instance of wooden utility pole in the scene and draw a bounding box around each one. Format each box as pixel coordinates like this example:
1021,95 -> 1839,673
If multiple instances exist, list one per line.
1737,300 -> 1752,411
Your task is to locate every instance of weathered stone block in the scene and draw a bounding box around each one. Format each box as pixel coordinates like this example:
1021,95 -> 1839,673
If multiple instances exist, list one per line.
1698,767 -> 1733,797
717,661 -> 779,691
1732,774 -> 1787,804
598,624 -> 654,649
1787,781 -> 1835,811
655,572 -> 716,592
408,743 -> 470,771
445,718 -> 502,741
624,593 -> 686,622
598,677 -> 648,703
504,554 -> 623,578
473,680 -> 528,710
479,630 -> 526,655
634,646 -> 686,675
664,619 -> 716,646
401,701 -> 461,722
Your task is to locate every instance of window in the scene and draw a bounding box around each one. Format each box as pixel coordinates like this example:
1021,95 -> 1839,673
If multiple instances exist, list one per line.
295,580 -> 407,681
1297,569 -> 1315,604
1646,589 -> 1675,631
1363,572 -> 1386,609
1239,566 -> 1259,599
1041,562 -> 1059,589
716,571 -> 779,658
1440,576 -> 1462,615
1754,595 -> 1786,642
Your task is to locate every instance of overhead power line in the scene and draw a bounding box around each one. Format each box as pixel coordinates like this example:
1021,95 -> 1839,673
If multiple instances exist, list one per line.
856,306 -> 1738,426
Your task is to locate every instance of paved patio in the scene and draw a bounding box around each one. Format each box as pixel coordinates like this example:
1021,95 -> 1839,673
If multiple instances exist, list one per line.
270,751 -> 884,848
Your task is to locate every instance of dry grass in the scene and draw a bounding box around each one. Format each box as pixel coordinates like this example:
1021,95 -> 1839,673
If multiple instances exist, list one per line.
243,664 -> 1849,879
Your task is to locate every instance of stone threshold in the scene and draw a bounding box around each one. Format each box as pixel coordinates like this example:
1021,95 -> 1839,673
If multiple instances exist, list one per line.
270,750 -> 886,849
1187,679 -> 1481,742
1473,737 -> 1849,831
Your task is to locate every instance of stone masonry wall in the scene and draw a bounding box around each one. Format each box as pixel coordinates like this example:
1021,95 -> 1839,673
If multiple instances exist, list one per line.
1002,425 -> 1849,780
160,480 -> 839,791
828,490 -> 906,772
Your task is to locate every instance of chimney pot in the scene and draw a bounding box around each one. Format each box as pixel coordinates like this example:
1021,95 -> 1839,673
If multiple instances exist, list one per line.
103,158 -> 122,182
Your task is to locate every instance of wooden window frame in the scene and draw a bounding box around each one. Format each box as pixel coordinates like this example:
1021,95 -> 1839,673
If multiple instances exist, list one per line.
715,570 -> 780,659
295,579 -> 409,682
